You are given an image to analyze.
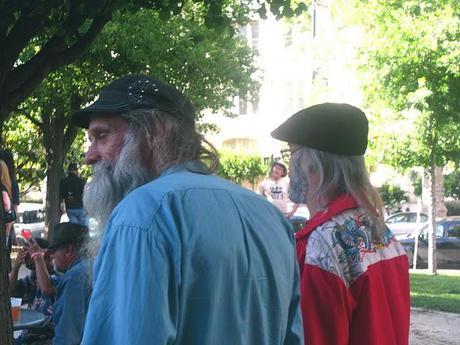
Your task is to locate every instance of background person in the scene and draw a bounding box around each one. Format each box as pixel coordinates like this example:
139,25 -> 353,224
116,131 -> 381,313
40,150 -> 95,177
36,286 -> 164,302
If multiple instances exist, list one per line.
0,149 -> 20,213
30,223 -> 92,345
1,149 -> 20,272
59,163 -> 88,226
9,238 -> 57,345
1,159 -> 16,272
259,161 -> 299,218
271,102 -> 410,345
72,74 -> 303,345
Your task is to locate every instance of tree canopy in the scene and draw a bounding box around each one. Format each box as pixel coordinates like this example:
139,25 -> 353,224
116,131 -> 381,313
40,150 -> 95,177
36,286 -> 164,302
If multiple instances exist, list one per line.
350,0 -> 460,169
0,0 -> 307,128
345,0 -> 460,274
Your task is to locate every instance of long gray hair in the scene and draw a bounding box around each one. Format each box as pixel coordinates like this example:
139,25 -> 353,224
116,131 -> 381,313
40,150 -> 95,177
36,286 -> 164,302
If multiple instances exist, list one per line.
122,108 -> 219,177
291,146 -> 385,228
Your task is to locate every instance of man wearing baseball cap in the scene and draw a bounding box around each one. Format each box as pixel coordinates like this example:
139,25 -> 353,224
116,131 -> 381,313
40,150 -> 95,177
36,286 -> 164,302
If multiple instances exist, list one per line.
74,74 -> 303,344
271,103 -> 410,345
60,162 -> 89,227
31,223 -> 92,345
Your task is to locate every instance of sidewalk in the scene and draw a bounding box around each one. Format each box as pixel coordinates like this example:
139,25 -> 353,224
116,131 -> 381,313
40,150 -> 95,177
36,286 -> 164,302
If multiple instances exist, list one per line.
410,308 -> 460,345
410,268 -> 460,276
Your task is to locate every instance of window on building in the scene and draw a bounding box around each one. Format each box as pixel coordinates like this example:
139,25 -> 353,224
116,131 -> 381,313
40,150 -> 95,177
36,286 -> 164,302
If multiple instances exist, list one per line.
284,27 -> 292,47
251,21 -> 259,51
239,96 -> 247,115
252,94 -> 259,114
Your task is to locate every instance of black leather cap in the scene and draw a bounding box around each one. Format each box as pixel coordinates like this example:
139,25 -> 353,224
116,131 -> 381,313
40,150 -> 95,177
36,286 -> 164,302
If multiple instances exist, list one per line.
48,222 -> 89,250
72,74 -> 195,128
271,103 -> 369,155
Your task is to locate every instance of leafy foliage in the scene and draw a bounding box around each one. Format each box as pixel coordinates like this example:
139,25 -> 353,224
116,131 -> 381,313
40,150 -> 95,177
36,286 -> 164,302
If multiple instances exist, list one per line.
93,6 -> 258,115
2,115 -> 45,195
348,0 -> 460,169
0,0 -> 307,125
7,4 -> 262,193
409,170 -> 423,197
217,152 -> 267,185
377,183 -> 408,211
444,169 -> 460,200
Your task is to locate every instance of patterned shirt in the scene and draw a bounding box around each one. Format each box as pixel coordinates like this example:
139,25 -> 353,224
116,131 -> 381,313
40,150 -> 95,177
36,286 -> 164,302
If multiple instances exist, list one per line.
295,194 -> 410,345
12,271 -> 59,344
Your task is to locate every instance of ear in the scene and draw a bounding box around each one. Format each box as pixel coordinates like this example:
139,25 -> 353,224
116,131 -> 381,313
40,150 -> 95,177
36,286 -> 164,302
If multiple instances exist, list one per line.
63,243 -> 76,258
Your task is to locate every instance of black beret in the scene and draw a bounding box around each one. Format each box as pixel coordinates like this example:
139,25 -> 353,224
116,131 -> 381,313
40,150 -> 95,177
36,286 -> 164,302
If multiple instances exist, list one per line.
48,222 -> 89,250
271,103 -> 369,155
72,74 -> 195,128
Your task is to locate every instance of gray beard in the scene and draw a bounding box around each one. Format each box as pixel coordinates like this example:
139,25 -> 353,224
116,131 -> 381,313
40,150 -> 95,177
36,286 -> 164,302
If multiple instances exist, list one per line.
288,153 -> 309,205
83,133 -> 153,255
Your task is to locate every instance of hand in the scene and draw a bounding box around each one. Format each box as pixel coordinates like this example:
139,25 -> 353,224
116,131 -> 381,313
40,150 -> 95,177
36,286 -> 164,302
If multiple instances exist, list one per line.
12,248 -> 27,270
24,238 -> 45,258
286,210 -> 295,219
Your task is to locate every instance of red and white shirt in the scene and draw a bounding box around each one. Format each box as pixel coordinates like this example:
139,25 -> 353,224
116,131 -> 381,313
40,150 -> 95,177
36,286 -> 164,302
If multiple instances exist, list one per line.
295,194 -> 410,345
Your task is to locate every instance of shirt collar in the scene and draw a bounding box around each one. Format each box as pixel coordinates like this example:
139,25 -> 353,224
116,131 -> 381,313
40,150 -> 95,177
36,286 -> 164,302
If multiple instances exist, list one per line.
295,194 -> 358,240
160,161 -> 210,177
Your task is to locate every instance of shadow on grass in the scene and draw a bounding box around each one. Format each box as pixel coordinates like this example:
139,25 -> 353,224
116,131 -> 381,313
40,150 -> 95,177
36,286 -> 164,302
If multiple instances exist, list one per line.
410,273 -> 460,313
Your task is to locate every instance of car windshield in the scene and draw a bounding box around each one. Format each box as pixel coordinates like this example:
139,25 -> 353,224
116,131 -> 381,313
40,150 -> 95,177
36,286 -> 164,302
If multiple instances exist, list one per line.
17,210 -> 45,224
435,224 -> 444,237
446,223 -> 460,238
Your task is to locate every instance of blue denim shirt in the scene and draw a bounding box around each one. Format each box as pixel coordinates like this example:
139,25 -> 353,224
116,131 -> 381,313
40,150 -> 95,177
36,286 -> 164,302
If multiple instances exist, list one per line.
53,258 -> 92,345
82,162 -> 303,345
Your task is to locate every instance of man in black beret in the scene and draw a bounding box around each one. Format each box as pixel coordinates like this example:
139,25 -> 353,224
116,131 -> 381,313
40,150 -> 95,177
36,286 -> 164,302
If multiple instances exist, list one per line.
272,103 -> 410,345
73,74 -> 303,344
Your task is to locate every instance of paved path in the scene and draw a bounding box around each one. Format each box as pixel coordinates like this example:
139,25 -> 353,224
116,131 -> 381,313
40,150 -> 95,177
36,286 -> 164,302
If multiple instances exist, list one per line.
410,308 -> 460,345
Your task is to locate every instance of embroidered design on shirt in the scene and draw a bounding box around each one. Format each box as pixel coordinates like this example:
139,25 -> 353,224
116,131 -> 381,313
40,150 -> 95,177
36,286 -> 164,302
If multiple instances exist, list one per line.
332,215 -> 394,263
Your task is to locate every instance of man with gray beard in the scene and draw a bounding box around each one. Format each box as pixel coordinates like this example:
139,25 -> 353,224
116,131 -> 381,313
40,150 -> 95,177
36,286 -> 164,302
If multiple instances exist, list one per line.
73,74 -> 304,345
271,103 -> 410,345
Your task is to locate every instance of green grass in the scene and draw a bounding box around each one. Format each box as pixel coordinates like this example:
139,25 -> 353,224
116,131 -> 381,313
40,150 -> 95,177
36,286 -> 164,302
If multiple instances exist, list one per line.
410,273 -> 460,313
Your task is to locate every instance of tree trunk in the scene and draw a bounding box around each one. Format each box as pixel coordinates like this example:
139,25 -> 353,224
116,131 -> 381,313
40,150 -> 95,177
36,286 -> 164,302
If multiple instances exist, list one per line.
433,166 -> 447,218
426,163 -> 437,275
0,188 -> 14,344
45,154 -> 65,240
42,109 -> 79,239
42,114 -> 66,240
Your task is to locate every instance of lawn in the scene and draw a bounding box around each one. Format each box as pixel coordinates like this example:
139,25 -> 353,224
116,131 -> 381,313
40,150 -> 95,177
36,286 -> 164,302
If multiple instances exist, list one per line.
410,273 -> 460,313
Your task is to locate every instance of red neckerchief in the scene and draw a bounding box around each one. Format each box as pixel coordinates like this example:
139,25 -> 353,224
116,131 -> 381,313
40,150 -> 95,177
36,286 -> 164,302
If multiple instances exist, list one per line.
295,194 -> 358,267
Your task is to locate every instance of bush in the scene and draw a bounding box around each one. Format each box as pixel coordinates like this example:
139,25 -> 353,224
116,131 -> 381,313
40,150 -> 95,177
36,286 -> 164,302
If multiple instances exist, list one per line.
217,152 -> 267,187
445,170 -> 460,200
377,183 -> 408,212
446,201 -> 460,216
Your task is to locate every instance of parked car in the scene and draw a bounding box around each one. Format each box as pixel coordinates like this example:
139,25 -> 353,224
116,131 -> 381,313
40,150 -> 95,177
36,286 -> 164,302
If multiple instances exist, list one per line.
385,212 -> 428,238
14,203 -> 46,245
400,216 -> 460,269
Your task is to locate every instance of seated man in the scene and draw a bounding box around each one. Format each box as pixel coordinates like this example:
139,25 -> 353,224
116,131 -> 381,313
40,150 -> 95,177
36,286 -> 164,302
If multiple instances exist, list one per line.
9,238 -> 57,345
30,223 -> 92,345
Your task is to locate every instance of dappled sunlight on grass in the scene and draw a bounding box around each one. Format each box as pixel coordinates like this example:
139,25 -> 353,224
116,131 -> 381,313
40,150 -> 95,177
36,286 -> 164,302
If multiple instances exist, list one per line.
410,274 -> 460,313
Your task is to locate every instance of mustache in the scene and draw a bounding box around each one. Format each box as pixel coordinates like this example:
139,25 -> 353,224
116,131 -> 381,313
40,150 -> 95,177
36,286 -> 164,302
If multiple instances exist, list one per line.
82,133 -> 155,256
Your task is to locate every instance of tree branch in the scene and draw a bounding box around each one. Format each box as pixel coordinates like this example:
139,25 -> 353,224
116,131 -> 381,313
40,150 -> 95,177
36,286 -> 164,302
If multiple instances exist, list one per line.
0,7 -> 47,80
0,12 -> 111,121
